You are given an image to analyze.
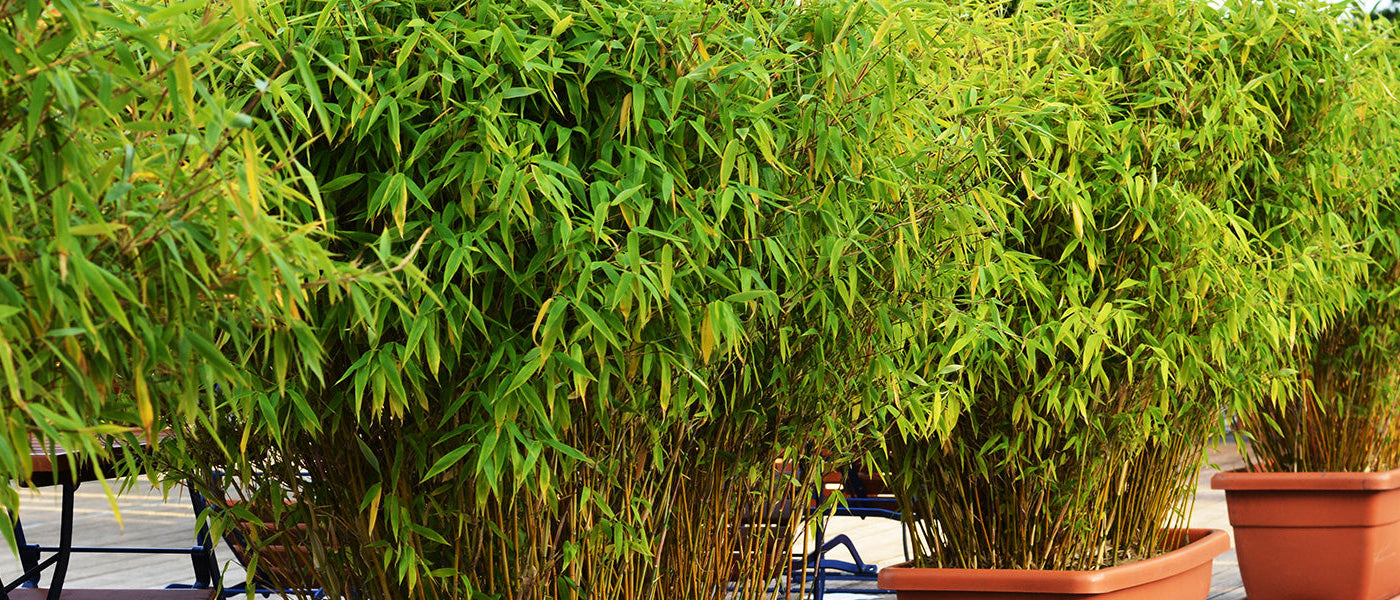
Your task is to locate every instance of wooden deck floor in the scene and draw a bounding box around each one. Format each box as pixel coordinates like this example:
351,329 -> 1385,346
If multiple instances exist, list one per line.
0,444 -> 1250,598
1197,442 -> 1245,600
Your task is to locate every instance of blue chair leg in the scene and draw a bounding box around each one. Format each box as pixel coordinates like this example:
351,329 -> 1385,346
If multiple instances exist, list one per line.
188,488 -> 220,590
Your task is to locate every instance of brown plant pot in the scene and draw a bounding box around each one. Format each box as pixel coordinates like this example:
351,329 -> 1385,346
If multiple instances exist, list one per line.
224,500 -> 324,590
1210,468 -> 1400,600
875,529 -> 1229,600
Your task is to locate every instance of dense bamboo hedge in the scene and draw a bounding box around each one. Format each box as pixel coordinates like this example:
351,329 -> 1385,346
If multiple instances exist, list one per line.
6,0 -> 1400,596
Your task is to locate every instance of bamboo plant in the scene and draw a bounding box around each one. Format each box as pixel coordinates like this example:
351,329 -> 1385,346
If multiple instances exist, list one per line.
0,0 -> 372,536
885,0 -> 1383,570
1230,6 -> 1400,474
170,0 -> 996,598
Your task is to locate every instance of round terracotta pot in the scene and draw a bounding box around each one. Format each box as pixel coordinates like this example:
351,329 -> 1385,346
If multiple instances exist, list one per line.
876,529 -> 1229,600
1210,468 -> 1400,600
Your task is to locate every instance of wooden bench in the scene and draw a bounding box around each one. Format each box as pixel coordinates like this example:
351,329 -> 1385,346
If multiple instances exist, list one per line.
6,589 -> 216,600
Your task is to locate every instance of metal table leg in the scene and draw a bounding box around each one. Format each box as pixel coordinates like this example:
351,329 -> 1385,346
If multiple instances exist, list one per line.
12,518 -> 40,588
46,481 -> 77,600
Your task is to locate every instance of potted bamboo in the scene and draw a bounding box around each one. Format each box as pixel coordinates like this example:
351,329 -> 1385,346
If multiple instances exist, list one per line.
173,0 -> 991,597
1205,5 -> 1400,600
1213,236 -> 1400,597
877,0 -> 1382,597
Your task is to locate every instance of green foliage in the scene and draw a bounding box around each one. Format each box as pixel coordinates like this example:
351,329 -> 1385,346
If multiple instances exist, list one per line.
1238,11 -> 1400,472
178,0 -> 990,597
0,0 -> 366,521
1243,297 -> 1400,473
16,0 -> 1397,591
886,0 -> 1382,570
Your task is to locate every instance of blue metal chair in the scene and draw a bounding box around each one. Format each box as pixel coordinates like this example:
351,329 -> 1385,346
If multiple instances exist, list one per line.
804,465 -> 907,599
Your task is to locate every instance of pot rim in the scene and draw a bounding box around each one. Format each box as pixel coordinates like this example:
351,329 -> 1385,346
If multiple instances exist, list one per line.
875,528 -> 1229,594
1210,466 -> 1400,491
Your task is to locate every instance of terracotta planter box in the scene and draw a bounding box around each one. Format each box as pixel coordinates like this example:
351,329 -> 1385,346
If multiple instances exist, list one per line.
1211,468 -> 1400,600
876,528 -> 1229,600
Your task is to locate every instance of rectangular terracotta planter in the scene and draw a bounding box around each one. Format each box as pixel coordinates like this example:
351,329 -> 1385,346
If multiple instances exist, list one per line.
1211,468 -> 1400,600
875,529 -> 1229,600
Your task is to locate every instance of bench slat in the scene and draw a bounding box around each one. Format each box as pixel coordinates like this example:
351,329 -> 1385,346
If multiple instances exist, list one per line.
5,588 -> 216,600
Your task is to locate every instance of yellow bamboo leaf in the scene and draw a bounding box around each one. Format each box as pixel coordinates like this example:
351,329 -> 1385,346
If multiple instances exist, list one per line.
700,311 -> 714,364
135,374 -> 153,433
618,93 -> 632,135
175,54 -> 195,120
532,297 -> 554,343
367,486 -> 382,535
243,133 -> 261,211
